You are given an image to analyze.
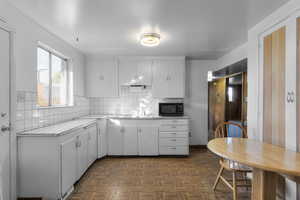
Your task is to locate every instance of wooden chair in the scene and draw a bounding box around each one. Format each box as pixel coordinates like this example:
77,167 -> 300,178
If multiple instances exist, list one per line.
213,121 -> 252,200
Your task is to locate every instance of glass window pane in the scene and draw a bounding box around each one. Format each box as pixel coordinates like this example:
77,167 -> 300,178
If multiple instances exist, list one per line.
37,48 -> 50,107
51,54 -> 67,106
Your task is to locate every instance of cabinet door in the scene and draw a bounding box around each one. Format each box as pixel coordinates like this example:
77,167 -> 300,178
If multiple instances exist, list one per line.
118,59 -> 138,85
152,59 -> 185,98
263,27 -> 286,147
107,124 -> 123,155
119,59 -> 152,86
136,60 -> 152,85
123,126 -> 138,155
77,131 -> 88,180
97,120 -> 107,158
138,127 -> 159,155
86,59 -> 118,97
61,137 -> 77,196
87,125 -> 98,166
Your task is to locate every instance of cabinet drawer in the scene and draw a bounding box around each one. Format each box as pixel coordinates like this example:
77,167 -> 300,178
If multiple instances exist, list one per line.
160,125 -> 189,132
159,146 -> 189,155
159,131 -> 188,138
160,119 -> 188,125
159,138 -> 188,146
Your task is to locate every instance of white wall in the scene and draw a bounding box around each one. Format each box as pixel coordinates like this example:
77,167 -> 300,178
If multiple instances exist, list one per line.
248,0 -> 300,199
0,0 -> 85,96
213,42 -> 248,71
185,60 -> 215,145
248,0 -> 300,141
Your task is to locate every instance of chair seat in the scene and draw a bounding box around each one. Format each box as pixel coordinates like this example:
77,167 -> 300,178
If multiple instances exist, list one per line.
220,159 -> 252,172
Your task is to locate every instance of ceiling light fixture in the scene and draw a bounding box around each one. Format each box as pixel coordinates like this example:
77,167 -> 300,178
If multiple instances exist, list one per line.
140,33 -> 160,47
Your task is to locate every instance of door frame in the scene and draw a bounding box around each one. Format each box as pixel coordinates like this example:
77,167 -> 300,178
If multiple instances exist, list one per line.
0,20 -> 16,200
257,9 -> 300,200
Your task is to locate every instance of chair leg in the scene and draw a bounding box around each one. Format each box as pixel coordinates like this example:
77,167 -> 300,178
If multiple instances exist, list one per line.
213,166 -> 224,191
232,171 -> 237,200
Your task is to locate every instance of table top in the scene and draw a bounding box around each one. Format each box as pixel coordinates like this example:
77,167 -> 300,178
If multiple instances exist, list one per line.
208,138 -> 300,176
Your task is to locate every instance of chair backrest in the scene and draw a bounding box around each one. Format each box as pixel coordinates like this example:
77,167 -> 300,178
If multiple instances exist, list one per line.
214,121 -> 247,138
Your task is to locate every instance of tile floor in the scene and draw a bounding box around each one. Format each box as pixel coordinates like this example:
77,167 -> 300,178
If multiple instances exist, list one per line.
70,149 -> 251,200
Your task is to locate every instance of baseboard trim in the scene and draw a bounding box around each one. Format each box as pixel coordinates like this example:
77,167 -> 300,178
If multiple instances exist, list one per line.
190,145 -> 207,149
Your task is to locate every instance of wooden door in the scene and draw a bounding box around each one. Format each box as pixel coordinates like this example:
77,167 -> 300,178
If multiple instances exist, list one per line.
297,17 -> 300,199
263,27 -> 286,147
263,26 -> 286,199
0,27 -> 11,200
208,78 -> 226,140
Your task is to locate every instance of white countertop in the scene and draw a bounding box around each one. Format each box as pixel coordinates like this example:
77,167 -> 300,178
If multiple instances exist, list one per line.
18,119 -> 97,137
83,114 -> 190,120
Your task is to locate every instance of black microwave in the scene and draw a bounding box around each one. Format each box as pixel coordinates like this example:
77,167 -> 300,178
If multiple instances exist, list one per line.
159,103 -> 184,116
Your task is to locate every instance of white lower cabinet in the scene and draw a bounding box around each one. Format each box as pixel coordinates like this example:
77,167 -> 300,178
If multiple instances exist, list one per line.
18,121 -> 98,200
123,126 -> 139,155
138,127 -> 159,156
76,130 -> 88,179
97,119 -> 107,158
159,119 -> 190,155
106,119 -> 189,156
108,122 -> 124,155
87,125 -> 98,168
61,136 -> 77,197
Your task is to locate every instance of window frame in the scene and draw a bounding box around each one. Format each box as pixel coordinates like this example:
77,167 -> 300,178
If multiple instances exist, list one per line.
37,45 -> 71,108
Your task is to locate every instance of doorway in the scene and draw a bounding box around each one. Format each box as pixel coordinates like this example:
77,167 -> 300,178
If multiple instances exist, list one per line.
208,59 -> 247,140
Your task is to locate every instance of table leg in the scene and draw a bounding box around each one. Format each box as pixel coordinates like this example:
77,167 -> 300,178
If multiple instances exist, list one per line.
252,168 -> 277,200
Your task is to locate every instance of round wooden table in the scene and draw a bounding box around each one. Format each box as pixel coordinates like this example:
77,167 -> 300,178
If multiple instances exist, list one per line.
208,138 -> 300,200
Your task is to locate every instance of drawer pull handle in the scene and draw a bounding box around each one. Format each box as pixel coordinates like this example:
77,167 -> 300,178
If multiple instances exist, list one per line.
172,126 -> 176,128
169,147 -> 176,150
171,139 -> 177,141
171,133 -> 176,135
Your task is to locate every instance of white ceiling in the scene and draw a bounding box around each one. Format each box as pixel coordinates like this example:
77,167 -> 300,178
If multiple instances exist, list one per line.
8,0 -> 289,59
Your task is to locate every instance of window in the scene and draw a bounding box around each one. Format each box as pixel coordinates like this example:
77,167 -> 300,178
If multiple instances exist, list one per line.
37,46 -> 71,107
228,87 -> 233,102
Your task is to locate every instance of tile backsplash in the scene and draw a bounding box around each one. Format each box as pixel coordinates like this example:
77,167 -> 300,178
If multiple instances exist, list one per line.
90,87 -> 159,116
16,91 -> 89,133
16,88 -> 183,133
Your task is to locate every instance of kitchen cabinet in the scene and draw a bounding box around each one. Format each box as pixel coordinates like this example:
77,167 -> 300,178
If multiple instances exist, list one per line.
138,126 -> 159,156
76,129 -> 88,179
118,58 -> 152,86
123,126 -> 138,155
17,120 -> 97,200
159,119 -> 189,155
97,119 -> 107,158
86,58 -> 118,97
152,57 -> 185,98
107,121 -> 123,155
61,136 -> 77,197
87,125 -> 98,167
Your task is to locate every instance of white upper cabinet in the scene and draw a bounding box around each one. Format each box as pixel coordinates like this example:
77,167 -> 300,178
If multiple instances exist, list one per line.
118,58 -> 152,86
86,58 -> 118,97
152,58 -> 185,98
